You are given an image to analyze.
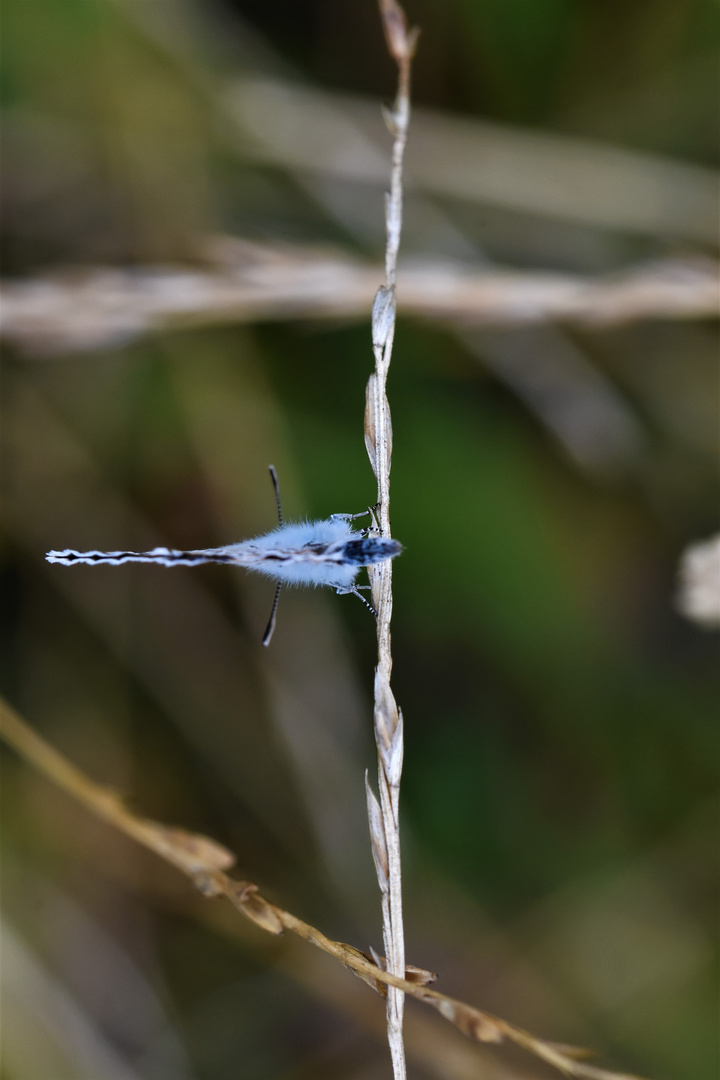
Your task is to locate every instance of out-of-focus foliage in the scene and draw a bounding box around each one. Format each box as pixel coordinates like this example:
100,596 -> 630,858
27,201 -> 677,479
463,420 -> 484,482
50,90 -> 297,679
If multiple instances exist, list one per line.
1,2 -> 718,1079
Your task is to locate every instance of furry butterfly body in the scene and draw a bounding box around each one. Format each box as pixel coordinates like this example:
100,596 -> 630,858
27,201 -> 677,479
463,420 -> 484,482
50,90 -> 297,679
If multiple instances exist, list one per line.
47,467 -> 401,645
46,516 -> 401,590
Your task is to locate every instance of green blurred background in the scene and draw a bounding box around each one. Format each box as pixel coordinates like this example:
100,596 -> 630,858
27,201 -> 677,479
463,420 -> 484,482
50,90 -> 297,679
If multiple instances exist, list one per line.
1,1 -> 718,1078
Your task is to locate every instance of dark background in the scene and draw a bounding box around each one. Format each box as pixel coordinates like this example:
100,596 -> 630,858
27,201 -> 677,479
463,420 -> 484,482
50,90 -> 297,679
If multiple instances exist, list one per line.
1,1 -> 718,1078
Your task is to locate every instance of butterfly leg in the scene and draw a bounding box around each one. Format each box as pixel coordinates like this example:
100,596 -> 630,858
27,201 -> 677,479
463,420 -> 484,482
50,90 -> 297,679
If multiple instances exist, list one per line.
335,584 -> 378,619
331,503 -> 381,536
330,510 -> 371,524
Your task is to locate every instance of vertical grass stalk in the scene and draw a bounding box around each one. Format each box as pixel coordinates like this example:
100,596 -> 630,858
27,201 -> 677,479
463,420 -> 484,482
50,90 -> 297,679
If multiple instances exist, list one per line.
364,3 -> 418,1076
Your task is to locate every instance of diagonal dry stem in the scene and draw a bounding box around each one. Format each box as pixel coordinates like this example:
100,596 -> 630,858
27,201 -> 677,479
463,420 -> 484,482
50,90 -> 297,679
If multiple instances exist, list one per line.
0,695 -> 647,1080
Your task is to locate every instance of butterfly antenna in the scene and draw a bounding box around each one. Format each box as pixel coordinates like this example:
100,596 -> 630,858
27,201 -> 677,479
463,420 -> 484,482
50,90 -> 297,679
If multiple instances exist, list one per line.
262,582 -> 282,647
268,465 -> 283,525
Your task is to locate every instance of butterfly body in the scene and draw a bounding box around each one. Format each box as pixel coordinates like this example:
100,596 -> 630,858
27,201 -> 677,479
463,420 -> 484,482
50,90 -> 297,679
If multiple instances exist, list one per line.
46,468 -> 401,643
46,515 -> 401,591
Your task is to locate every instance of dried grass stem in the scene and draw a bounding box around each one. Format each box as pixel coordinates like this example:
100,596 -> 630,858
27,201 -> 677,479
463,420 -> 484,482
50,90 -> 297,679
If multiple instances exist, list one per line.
361,4 -> 419,1075
0,696 -> 645,1080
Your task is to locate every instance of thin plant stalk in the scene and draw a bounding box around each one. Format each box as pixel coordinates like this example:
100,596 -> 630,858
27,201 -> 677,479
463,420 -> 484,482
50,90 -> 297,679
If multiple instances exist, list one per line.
364,3 -> 418,1076
0,695 -> 647,1080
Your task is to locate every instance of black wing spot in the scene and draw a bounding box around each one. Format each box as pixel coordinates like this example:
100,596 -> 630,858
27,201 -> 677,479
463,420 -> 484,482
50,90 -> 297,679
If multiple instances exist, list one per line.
306,543 -> 329,556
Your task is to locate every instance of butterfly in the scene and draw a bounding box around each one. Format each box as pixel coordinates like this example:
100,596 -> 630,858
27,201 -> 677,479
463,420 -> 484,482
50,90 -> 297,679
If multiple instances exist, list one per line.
46,467 -> 402,645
